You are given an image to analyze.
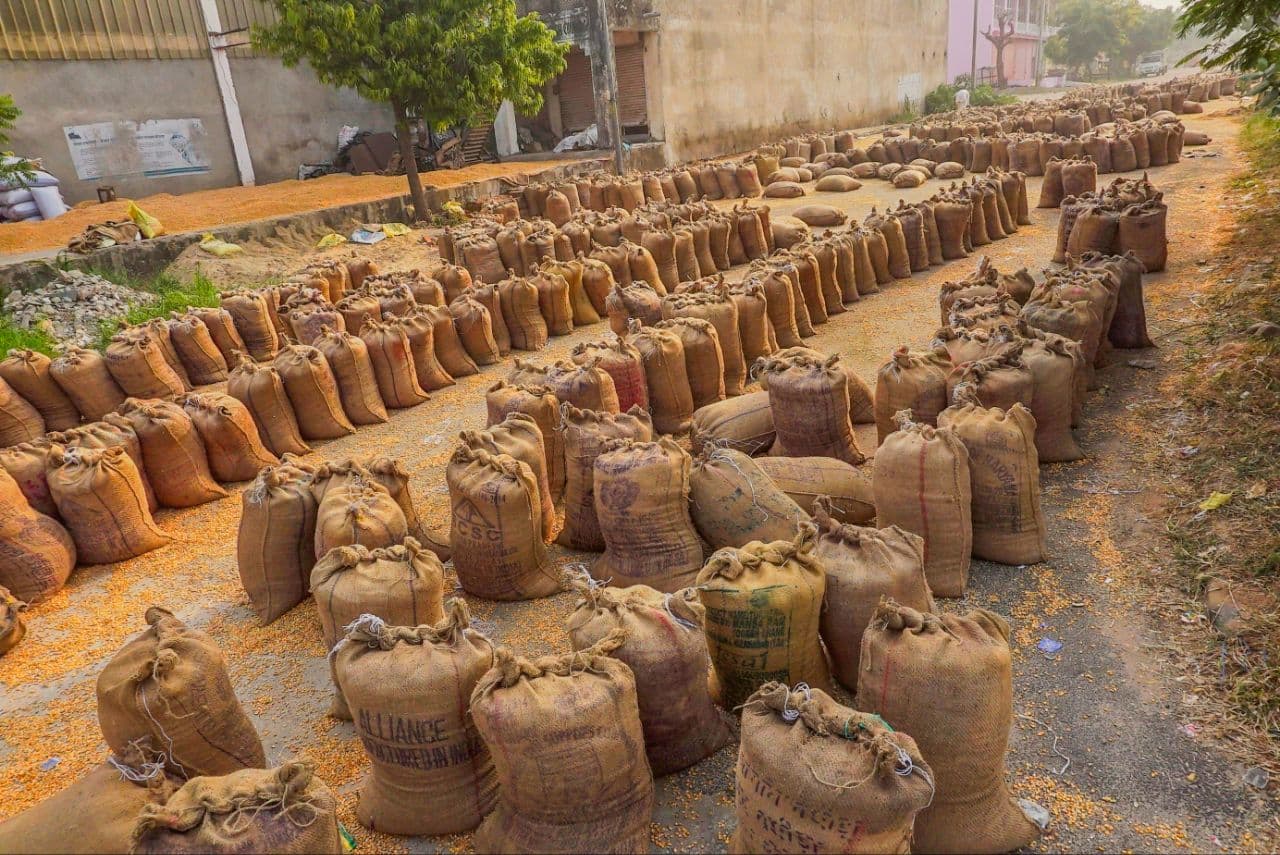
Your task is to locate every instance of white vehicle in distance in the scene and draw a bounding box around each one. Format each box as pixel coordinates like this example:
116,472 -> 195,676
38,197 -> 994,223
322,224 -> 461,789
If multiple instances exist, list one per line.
1137,52 -> 1168,77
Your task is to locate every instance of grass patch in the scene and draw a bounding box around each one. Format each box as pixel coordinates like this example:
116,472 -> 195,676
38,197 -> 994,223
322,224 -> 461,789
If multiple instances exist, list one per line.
0,314 -> 58,356
92,269 -> 221,351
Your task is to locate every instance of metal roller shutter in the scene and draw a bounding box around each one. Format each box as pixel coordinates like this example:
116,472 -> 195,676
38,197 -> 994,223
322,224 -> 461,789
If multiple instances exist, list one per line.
614,40 -> 648,131
558,47 -> 595,134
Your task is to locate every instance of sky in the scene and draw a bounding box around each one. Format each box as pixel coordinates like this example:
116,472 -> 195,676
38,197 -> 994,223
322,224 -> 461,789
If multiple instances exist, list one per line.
1142,0 -> 1184,8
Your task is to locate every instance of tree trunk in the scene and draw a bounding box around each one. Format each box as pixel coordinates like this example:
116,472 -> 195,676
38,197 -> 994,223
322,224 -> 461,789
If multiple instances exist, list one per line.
392,98 -> 429,223
995,45 -> 1007,89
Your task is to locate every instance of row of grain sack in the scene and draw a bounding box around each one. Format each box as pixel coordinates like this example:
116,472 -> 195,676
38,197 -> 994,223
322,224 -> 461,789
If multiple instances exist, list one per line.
1055,173 -> 1170,272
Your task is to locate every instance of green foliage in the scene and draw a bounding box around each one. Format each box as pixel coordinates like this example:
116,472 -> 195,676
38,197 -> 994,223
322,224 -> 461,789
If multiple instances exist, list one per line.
0,94 -> 35,188
1179,0 -> 1280,115
1119,5 -> 1176,71
0,314 -> 57,356
925,83 -> 957,115
971,84 -> 1017,106
1050,0 -> 1132,76
887,96 -> 920,124
93,270 -> 221,351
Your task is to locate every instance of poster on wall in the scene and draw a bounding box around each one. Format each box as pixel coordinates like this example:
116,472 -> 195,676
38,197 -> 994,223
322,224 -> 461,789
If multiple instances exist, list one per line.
63,119 -> 212,181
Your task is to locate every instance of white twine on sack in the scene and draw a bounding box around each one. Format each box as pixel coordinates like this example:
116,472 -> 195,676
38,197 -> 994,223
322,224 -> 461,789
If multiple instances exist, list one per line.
662,593 -> 699,631
568,562 -> 611,590
893,743 -> 937,809
136,684 -> 187,779
107,740 -> 167,783
707,447 -> 771,524
782,682 -> 813,722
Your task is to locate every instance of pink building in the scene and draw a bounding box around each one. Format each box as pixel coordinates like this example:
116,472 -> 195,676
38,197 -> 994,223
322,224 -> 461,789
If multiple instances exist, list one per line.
948,0 -> 1056,87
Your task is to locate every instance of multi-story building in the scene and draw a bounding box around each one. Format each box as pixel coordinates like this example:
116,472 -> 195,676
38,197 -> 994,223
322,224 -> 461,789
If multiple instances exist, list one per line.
948,0 -> 1058,87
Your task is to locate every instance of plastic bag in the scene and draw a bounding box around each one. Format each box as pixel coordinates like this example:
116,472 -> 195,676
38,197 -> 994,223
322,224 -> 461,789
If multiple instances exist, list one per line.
199,233 -> 243,257
316,233 -> 347,248
381,222 -> 411,237
127,201 -> 164,238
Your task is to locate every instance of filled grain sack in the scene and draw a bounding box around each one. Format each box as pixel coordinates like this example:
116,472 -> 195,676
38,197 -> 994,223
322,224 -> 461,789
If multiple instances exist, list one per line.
1118,197 -> 1168,273
497,275 -> 549,351
690,447 -> 808,549
939,401 -> 1047,565
273,344 -> 356,439
0,466 -> 74,603
450,293 -> 503,365
312,327 -> 388,425
1077,250 -> 1152,350
141,317 -> 192,389
401,306 -> 468,386
360,319 -> 430,408
0,348 -> 79,430
166,312 -> 230,385
662,285 -> 746,396
221,291 -> 279,361
0,373 -> 44,446
332,602 -> 496,835
237,462 -> 318,625
131,762 -> 343,854
874,346 -> 952,443
97,606 -> 265,777
313,480 -> 408,560
337,292 -> 382,333
656,317 -> 725,408
486,380 -> 565,501
183,391 -> 280,482
447,445 -> 558,600
754,455 -> 874,525
756,351 -> 864,464
52,419 -> 158,513
460,413 -> 555,540
47,446 -> 169,564
0,584 -> 24,656
470,634 -> 655,853
559,403 -> 654,552
572,330 -> 649,413
689,390 -> 775,457
1015,331 -> 1086,462
697,525 -> 832,708
813,498 -> 933,689
873,412 -> 972,597
792,204 -> 848,227
631,324 -> 696,435
593,436 -> 703,591
857,602 -> 1041,854
733,682 -> 935,855
103,330 -> 186,400
226,357 -> 311,457
192,307 -> 248,369
567,582 -> 732,775
0,438 -> 58,518
606,281 -> 664,335
947,350 -> 1035,412
530,269 -> 575,336
539,357 -> 622,413
113,399 -> 226,508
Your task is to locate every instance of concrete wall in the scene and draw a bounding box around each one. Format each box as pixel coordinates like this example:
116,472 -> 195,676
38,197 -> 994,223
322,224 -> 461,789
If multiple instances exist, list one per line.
4,58 -> 392,203
949,0 -> 996,84
649,0 -> 950,162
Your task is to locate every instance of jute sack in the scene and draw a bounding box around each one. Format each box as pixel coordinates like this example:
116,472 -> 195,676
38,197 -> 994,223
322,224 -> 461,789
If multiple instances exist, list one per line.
167,312 -> 230,385
332,602 -> 497,835
360,320 -> 430,408
939,402 -> 1046,565
593,437 -> 703,592
544,357 -> 621,413
0,584 -> 26,656
337,293 -> 382,333
873,412 -> 972,597
447,446 -> 558,600
857,602 -> 1040,854
220,291 -> 279,361
313,479 -> 408,560
104,330 -> 186,400
401,306 -> 469,386
567,582 -> 732,775
727,281 -> 775,366
631,325 -> 696,435
532,269 -> 575,336
226,357 -> 311,457
754,455 -> 874,525
690,447 -> 808,549
486,380 -> 564,498
690,390 -> 775,457
0,373 -> 44,445
661,285 -> 747,396
97,606 -> 265,777
1,348 -> 79,430
470,633 -> 655,854
49,346 -> 126,421
813,498 -> 934,689
733,682 -> 935,855
697,525 -> 832,709
183,391 -> 280,482
545,258 -> 600,326
947,350 -> 1035,412
132,762 -> 343,854
1013,331 -> 1085,462
874,346 -> 952,443
606,281 -> 663,335
273,344 -> 356,439
753,269 -> 803,349
47,446 -> 170,564
461,413 -> 555,541
450,293 -> 503,365
51,420 -> 158,513
142,318 -> 192,390
1076,250 -> 1153,349
312,327 -> 388,425
237,462 -> 318,625
471,283 -> 512,357
580,257 -> 617,317
559,403 -> 654,552
0,466 -> 74,603
757,352 -> 864,464
113,399 -> 226,508
1020,297 -> 1103,380
498,275 -> 549,350
193,307 -> 247,367
656,317 -> 725,408
572,330 -> 649,413
0,438 -> 58,518
774,344 -> 875,426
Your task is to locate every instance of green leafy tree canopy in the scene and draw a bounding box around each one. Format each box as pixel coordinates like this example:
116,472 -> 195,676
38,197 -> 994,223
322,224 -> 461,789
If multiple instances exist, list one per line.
0,94 -> 36,188
1048,0 -> 1133,78
254,0 -> 567,218
1179,0 -> 1280,114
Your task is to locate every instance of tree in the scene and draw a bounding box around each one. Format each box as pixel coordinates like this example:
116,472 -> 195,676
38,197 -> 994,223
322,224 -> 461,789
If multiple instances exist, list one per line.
1178,0 -> 1280,114
254,0 -> 567,220
0,95 -> 34,189
1115,3 -> 1176,74
983,10 -> 1016,89
1048,0 -> 1131,79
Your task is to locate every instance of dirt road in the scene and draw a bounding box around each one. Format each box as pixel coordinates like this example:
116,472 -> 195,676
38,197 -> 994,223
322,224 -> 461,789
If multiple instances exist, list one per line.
0,104 -> 1266,852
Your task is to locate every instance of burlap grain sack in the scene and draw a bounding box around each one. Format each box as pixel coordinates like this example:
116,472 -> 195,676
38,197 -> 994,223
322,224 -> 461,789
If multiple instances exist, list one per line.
690,447 -> 808,549
498,275 -> 550,351
0,373 -> 44,446
166,312 -> 229,385
0,438 -> 58,518
567,583 -> 732,775
873,412 -> 972,597
857,602 -> 1039,854
939,402 -> 1046,565
192,306 -> 247,367
312,327 -> 388,425
272,344 -> 356,439
314,479 -> 408,560
486,380 -> 565,500
593,437 -> 703,591
1076,250 -> 1152,349
733,682 -> 935,855
690,390 -> 775,457
813,499 -> 934,688
754,455 -> 874,525
471,283 -> 512,358
447,446 -> 558,600
450,293 -> 502,366
1014,332 -> 1085,462
337,292 -> 382,333
401,306 -> 469,386
359,320 -> 430,409
53,419 -> 158,512
132,762 -> 342,854
631,325 -> 695,435
183,391 -> 280,482
226,357 -> 311,457
1021,296 -> 1103,375
656,317 -> 725,408
1,348 -> 79,430
606,281 -> 663,335
697,525 -> 832,708
0,466 -> 74,603
220,291 -> 279,361
662,286 -> 747,396
775,344 -> 875,426
874,346 -> 952,443
470,633 -> 655,854
332,602 -> 496,835
579,257 -> 617,318
141,318 -> 192,390
0,584 -> 26,656
572,331 -> 649,413
461,413 -> 555,541
757,352 -> 864,464
531,269 -> 575,336
547,258 -> 599,325
237,462 -> 317,625
947,350 -> 1036,413
98,606 -> 265,777
47,446 -> 169,564
559,403 -> 654,552
543,357 -> 621,413
753,269 -> 803,349
102,330 -> 184,401
1118,198 -> 1168,273
114,399 -> 227,508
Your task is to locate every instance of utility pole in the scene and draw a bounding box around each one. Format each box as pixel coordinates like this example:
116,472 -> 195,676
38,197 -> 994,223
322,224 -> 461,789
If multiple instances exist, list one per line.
589,0 -> 627,175
1034,0 -> 1049,86
970,0 -> 979,85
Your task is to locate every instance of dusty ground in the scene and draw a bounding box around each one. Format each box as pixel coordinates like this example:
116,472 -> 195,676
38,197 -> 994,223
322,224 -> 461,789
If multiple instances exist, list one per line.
1,102 -> 1269,853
